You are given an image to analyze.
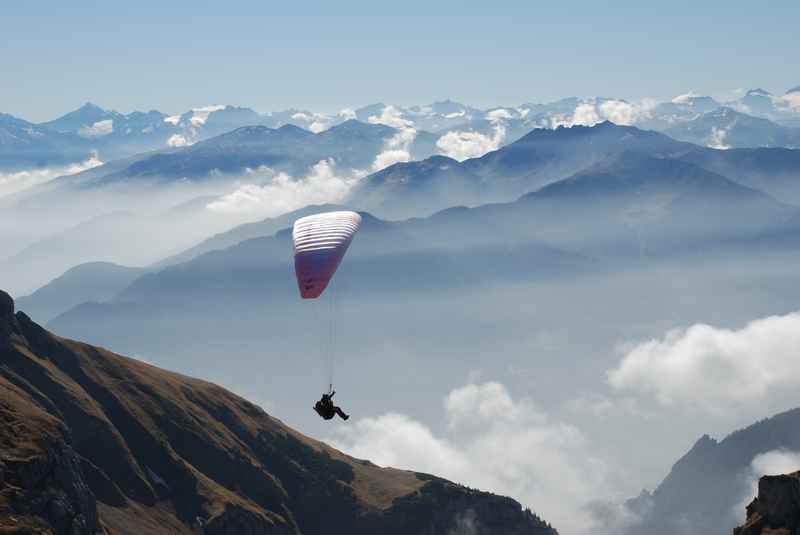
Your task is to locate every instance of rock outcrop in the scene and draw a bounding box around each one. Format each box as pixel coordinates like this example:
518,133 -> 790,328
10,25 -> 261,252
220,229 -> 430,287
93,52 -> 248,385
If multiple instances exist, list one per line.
735,472 -> 800,534
0,289 -> 556,534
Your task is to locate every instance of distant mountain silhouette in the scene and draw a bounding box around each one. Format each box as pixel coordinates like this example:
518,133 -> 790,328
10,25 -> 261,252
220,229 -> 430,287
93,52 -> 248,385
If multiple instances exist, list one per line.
625,408 -> 800,535
666,107 -> 800,149
0,112 -> 94,170
348,122 -> 800,218
0,289 -> 556,534
16,262 -> 148,323
51,120 -> 437,189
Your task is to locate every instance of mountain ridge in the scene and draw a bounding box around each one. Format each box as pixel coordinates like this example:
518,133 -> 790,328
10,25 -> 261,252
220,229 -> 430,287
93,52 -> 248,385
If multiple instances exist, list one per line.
0,289 -> 556,534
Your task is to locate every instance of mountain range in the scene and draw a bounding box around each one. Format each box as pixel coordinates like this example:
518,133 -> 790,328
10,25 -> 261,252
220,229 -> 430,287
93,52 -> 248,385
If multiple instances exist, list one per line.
624,407 -> 800,535
4,86 -> 800,174
347,121 -> 800,218
0,289 -> 555,534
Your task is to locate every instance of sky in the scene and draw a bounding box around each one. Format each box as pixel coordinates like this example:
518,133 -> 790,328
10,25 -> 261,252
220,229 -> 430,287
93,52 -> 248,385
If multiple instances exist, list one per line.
3,0 -> 799,122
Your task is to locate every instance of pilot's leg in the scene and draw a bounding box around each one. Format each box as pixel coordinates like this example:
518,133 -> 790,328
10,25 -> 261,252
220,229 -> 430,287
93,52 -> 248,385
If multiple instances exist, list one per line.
334,406 -> 350,420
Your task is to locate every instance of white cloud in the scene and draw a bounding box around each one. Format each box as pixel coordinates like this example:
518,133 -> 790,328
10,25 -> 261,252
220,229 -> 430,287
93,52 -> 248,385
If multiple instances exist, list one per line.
672,91 -> 700,104
207,159 -> 364,217
486,108 -> 514,122
338,107 -> 357,120
608,312 -> 800,413
444,111 -> 466,119
331,381 -> 617,535
779,92 -> 800,112
436,126 -> 506,161
189,104 -> 225,126
735,449 -> 800,522
598,100 -> 643,126
78,119 -> 114,138
436,106 -> 511,161
368,105 -> 414,129
0,155 -> 103,198
708,126 -> 731,150
167,134 -> 189,147
371,118 -> 418,171
571,103 -> 602,126
163,114 -> 181,125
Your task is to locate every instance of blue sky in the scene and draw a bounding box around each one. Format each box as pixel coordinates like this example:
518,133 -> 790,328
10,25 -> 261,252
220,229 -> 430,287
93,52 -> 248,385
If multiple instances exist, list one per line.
3,0 -> 798,121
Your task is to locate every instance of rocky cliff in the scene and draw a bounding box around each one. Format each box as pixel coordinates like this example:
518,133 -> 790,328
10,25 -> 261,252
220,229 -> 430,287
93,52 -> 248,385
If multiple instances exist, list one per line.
0,289 -> 556,534
735,472 -> 800,534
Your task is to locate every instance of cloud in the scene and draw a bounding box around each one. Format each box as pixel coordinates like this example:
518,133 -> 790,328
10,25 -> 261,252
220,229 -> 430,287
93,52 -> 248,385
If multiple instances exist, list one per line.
672,91 -> 700,104
78,119 -> 114,138
779,92 -> 800,111
368,105 -> 414,129
291,111 -> 336,133
486,108 -> 514,122
571,103 -> 603,126
189,104 -> 226,126
0,154 -> 103,198
708,126 -> 731,149
435,126 -> 506,161
330,381 -> 617,535
338,108 -> 357,120
608,312 -> 800,413
369,109 -> 418,171
206,159 -> 364,217
735,449 -> 800,522
547,99 -> 654,129
598,100 -> 644,126
167,134 -> 189,147
163,114 -> 181,125
436,106 -> 511,161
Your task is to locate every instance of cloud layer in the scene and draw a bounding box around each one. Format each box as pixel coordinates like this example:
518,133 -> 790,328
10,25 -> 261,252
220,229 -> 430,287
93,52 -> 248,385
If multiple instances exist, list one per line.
331,381 -> 617,535
368,105 -> 417,170
0,155 -> 103,198
608,312 -> 800,413
206,159 -> 363,217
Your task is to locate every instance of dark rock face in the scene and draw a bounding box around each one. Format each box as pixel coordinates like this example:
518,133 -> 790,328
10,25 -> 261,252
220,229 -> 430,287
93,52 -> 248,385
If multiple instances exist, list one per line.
2,440 -> 97,535
734,472 -> 800,534
624,409 -> 800,535
1,290 -> 556,535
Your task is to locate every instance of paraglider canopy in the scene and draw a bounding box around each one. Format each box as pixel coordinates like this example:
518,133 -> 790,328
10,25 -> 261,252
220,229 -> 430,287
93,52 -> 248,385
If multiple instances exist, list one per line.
292,211 -> 361,299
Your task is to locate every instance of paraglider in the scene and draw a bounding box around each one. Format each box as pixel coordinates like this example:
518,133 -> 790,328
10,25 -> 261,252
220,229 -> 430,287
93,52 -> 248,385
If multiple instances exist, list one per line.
292,211 -> 361,421
314,389 -> 349,421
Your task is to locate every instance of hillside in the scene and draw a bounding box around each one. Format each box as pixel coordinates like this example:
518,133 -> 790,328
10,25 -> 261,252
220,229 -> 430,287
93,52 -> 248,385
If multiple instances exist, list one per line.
347,122 -> 800,218
625,408 -> 800,535
0,289 -> 556,534
735,472 -> 800,534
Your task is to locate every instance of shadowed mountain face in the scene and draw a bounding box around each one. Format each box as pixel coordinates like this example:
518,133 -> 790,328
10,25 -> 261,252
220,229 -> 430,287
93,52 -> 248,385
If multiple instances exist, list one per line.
0,290 -> 555,535
347,122 -> 800,218
0,113 -> 95,171
16,262 -> 149,324
624,408 -> 800,535
735,471 -> 800,534
665,108 -> 800,149
48,120 -> 436,190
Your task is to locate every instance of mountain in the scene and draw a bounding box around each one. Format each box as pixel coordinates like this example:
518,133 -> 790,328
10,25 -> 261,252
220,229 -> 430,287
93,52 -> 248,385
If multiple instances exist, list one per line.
623,407 -> 800,535
347,122 -> 695,218
44,155 -> 800,419
0,289 -> 556,534
41,102 -> 120,134
348,121 -> 800,219
0,112 -> 94,171
666,107 -> 800,149
735,471 -> 800,534
49,120 -> 438,190
16,262 -> 148,324
155,203 -> 348,267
